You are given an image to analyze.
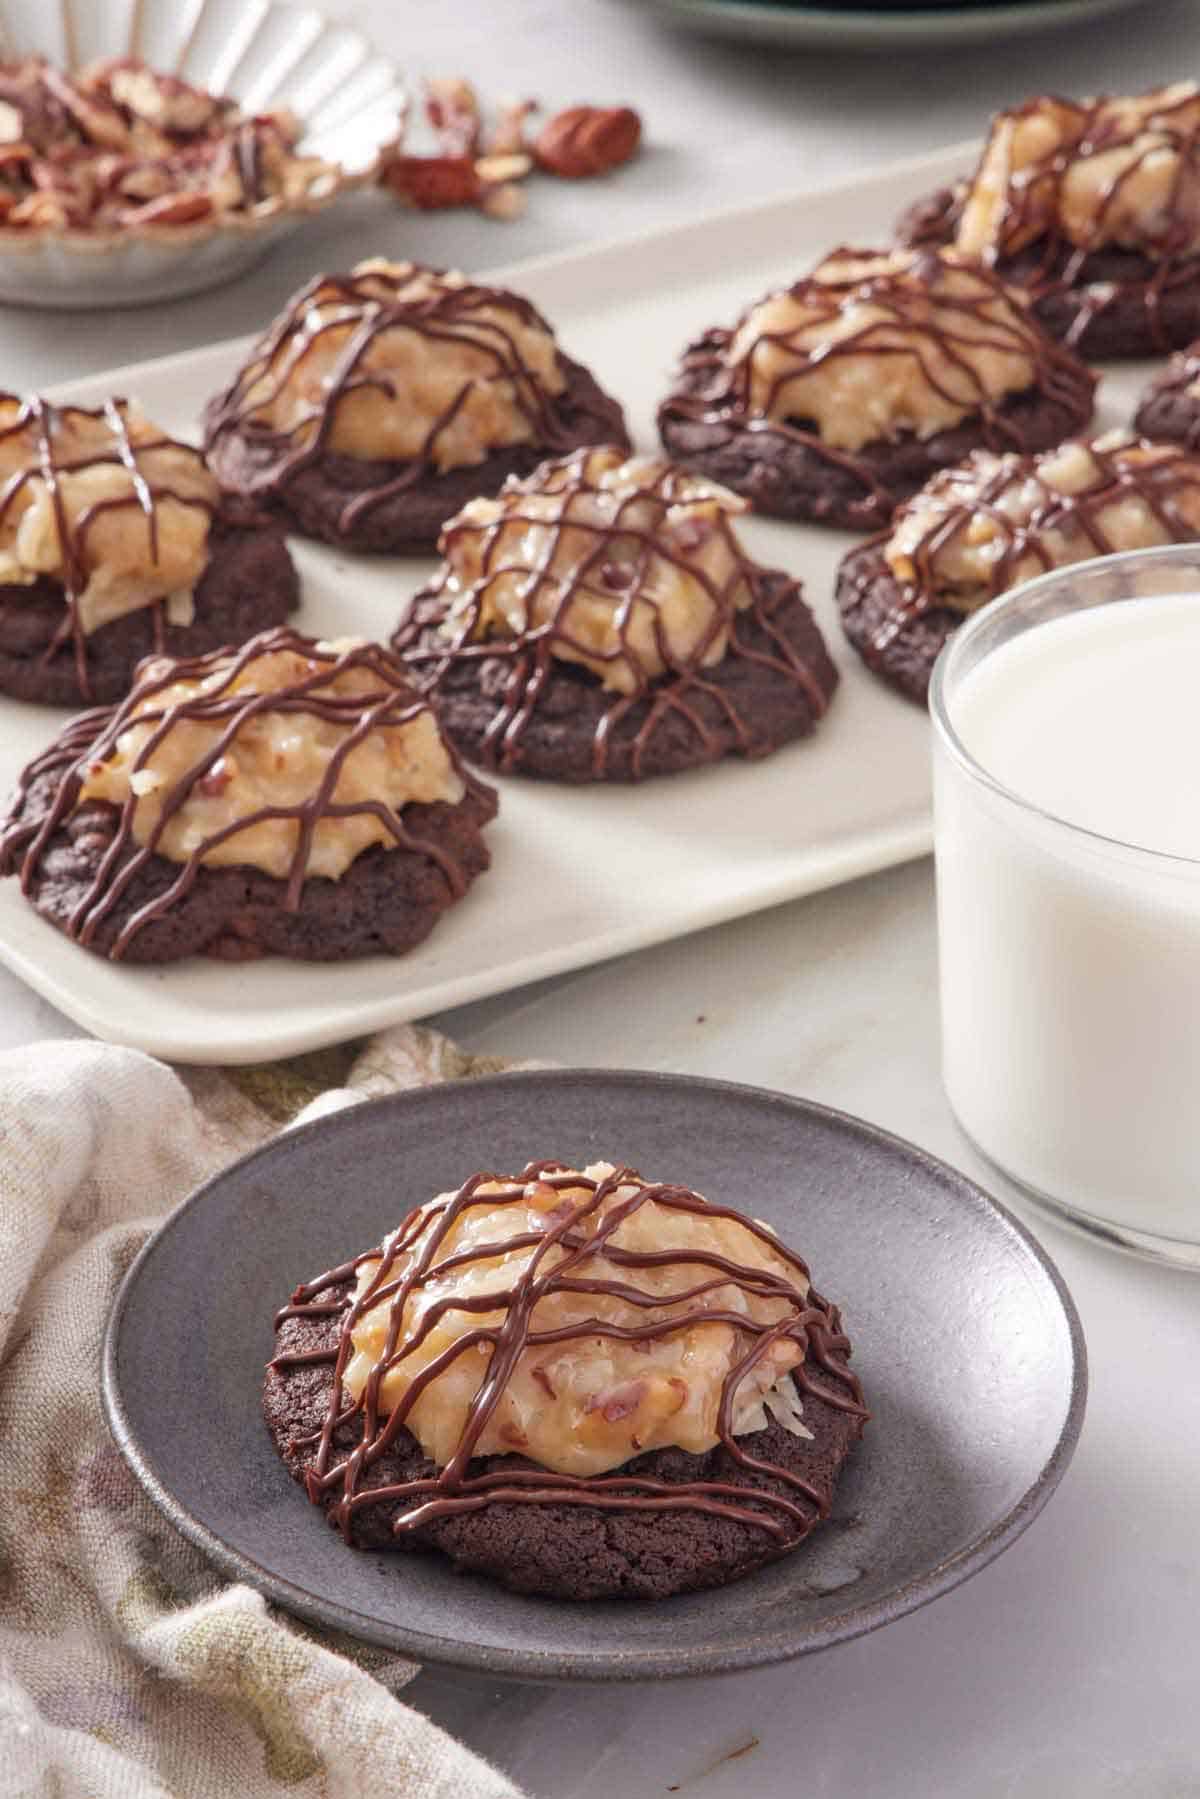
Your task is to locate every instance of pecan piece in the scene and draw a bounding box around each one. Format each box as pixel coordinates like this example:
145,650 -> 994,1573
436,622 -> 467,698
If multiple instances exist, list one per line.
378,152 -> 481,210
107,66 -> 218,135
195,758 -> 232,797
588,1379 -> 647,1424
8,191 -> 71,228
39,66 -> 130,152
534,105 -> 641,179
119,191 -> 213,226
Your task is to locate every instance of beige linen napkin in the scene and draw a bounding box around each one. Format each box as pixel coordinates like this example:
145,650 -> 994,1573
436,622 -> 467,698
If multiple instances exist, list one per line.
0,1025 -> 537,1799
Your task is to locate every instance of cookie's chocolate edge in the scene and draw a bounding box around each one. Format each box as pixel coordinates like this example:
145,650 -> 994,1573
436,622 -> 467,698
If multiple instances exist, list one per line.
1,756 -> 499,964
204,352 -> 632,553
1134,354 -> 1200,448
393,569 -> 840,783
896,180 -> 1200,359
835,537 -> 961,704
0,504 -> 300,707
657,341 -> 1096,531
262,1272 -> 867,1602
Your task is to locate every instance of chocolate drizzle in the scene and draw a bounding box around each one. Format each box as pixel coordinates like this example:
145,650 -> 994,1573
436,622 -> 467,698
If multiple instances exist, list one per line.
657,247 -> 1094,511
0,626 -> 491,958
0,393 -> 217,700
844,436 -> 1200,662
204,266 -> 588,536
393,448 -> 836,780
270,1161 -> 868,1543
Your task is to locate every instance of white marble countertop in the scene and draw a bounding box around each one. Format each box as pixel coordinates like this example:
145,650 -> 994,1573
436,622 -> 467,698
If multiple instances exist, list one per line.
3,3 -> 1200,1794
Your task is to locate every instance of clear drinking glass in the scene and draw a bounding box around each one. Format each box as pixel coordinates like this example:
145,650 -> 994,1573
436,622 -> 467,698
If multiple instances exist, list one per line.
929,544 -> 1200,1269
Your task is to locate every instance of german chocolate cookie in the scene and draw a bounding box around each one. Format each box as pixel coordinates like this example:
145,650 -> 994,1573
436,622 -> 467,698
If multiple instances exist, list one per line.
896,86 -> 1200,359
393,448 -> 838,782
657,247 -> 1095,531
1134,345 -> 1200,447
263,1161 -> 868,1601
836,434 -> 1200,701
204,260 -> 630,554
0,395 -> 297,707
0,629 -> 497,963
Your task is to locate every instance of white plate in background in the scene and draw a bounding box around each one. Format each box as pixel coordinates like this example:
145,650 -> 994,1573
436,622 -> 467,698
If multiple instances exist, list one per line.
0,143 -> 1154,1062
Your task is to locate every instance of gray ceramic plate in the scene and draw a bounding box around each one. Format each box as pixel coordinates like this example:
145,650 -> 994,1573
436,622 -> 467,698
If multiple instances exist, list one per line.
625,0 -> 1141,50
102,1071 -> 1086,1683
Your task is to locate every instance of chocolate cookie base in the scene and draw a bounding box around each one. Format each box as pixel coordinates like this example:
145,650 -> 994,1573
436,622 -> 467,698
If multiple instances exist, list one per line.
0,771 -> 497,964
896,184 -> 1200,359
1133,347 -> 1200,447
657,332 -> 1095,532
204,355 -> 631,555
836,537 -> 961,704
393,571 -> 839,782
0,504 -> 299,708
263,1278 -> 865,1602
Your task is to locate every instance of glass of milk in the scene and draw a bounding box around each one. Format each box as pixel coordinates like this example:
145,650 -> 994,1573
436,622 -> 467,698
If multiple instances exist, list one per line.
930,544 -> 1200,1268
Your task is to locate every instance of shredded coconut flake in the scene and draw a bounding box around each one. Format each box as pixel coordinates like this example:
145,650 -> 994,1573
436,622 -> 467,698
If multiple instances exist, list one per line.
762,1376 -> 814,1440
164,589 -> 195,627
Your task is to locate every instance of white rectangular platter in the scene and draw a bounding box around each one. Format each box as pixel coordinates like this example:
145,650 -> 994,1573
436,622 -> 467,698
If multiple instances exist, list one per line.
0,142 -> 1153,1063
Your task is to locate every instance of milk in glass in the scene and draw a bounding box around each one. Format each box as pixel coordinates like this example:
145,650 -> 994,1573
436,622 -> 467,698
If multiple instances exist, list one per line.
935,589 -> 1200,1246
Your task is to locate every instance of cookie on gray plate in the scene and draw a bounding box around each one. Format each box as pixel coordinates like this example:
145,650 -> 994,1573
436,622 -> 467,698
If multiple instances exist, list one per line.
264,1159 -> 869,1600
